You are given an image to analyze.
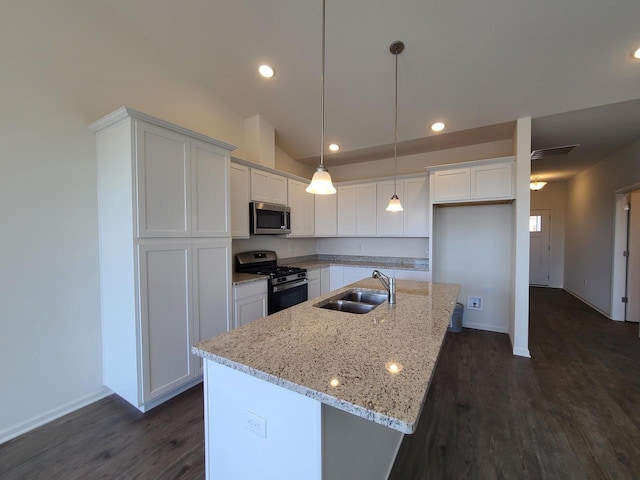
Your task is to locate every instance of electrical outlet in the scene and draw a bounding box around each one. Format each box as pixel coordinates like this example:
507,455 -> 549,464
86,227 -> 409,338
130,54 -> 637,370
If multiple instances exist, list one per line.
244,410 -> 267,438
467,296 -> 483,311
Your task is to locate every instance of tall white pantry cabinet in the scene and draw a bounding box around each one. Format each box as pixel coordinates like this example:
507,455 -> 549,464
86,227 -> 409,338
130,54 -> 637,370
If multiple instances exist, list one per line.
91,107 -> 235,412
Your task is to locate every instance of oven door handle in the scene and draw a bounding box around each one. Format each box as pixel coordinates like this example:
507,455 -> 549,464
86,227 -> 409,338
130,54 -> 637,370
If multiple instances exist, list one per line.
272,279 -> 308,293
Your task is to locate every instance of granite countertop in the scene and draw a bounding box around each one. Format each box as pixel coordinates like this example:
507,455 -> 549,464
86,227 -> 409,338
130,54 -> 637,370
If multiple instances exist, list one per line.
289,259 -> 428,272
193,278 -> 460,434
232,272 -> 267,285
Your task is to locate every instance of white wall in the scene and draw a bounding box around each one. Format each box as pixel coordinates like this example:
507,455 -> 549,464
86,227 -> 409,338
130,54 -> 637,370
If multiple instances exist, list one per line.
0,0 -> 249,442
564,138 -> 640,315
330,140 -> 514,182
433,205 -> 513,333
530,182 -> 567,288
232,237 -> 318,260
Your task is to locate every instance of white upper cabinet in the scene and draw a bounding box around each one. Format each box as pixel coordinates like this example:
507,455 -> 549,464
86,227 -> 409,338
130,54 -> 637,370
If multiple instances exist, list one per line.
470,161 -> 513,200
191,139 -> 231,237
136,121 -> 191,237
431,157 -> 515,204
135,120 -> 231,238
377,181 -> 404,236
356,183 -> 377,236
287,178 -> 315,237
230,163 -> 250,238
337,185 -> 357,236
315,193 -> 337,236
251,169 -> 287,205
403,176 -> 430,236
432,168 -> 471,203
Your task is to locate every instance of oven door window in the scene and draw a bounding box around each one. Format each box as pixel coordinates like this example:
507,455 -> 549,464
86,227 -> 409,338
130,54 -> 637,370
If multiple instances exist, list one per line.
270,284 -> 308,314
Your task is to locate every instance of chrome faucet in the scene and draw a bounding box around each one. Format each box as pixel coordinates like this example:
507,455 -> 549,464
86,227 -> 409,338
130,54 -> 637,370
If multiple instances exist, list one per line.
372,270 -> 396,304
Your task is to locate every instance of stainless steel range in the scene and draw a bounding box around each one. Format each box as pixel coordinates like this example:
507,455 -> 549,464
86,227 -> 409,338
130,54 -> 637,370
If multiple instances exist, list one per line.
235,251 -> 308,314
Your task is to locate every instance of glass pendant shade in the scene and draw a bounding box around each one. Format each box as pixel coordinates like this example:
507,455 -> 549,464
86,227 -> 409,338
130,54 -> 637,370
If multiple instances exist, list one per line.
386,194 -> 403,212
530,180 -> 547,191
306,164 -> 336,194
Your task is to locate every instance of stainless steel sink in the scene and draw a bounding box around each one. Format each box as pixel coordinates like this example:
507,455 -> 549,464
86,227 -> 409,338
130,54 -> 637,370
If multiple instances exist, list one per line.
337,291 -> 387,305
318,300 -> 377,314
314,288 -> 388,314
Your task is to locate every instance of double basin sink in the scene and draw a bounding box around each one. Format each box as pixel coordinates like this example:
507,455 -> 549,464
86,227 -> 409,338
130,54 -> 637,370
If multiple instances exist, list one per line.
314,288 -> 388,314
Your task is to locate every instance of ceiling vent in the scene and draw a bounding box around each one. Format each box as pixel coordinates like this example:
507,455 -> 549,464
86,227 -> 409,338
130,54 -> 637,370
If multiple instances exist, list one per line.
530,144 -> 580,160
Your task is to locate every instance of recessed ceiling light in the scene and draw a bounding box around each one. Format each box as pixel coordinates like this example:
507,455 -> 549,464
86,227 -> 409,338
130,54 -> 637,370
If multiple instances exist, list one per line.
258,64 -> 275,78
431,122 -> 446,132
328,143 -> 340,152
634,47 -> 640,59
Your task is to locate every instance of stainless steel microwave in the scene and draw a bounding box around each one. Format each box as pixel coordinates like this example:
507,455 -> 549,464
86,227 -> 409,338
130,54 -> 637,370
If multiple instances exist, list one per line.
250,202 -> 291,235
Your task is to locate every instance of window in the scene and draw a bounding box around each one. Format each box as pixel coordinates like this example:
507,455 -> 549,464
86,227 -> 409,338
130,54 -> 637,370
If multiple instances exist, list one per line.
529,215 -> 541,232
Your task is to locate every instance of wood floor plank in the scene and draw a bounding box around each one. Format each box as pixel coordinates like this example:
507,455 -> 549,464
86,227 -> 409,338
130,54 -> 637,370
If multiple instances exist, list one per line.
1,287 -> 639,479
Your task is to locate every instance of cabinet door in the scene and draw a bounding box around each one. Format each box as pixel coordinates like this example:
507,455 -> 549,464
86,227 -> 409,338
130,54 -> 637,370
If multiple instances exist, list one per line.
377,181 -> 404,236
191,140 -> 230,237
471,162 -> 513,200
250,169 -> 271,202
270,174 -> 288,205
403,177 -> 429,236
230,163 -> 250,238
288,179 -> 315,236
329,266 -> 344,290
337,186 -> 357,236
320,267 -> 330,294
138,243 -> 193,403
315,193 -> 337,236
136,121 -> 190,237
307,269 -> 321,300
433,168 -> 470,203
357,183 -> 377,235
343,266 -> 372,285
192,240 -> 231,375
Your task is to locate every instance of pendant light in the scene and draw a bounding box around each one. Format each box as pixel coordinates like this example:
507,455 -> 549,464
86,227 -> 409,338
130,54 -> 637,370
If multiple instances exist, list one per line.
530,178 -> 547,191
386,41 -> 404,212
306,0 -> 336,195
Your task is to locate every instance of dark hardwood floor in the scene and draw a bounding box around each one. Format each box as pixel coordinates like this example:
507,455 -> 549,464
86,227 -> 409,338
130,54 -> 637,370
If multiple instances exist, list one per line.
2,287 -> 639,479
389,287 -> 640,480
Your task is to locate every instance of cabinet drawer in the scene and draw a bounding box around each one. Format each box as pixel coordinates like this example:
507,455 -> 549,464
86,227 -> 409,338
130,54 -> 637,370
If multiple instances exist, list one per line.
234,280 -> 268,300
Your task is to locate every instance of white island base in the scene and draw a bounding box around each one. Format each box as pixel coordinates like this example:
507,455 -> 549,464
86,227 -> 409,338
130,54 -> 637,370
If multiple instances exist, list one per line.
204,360 -> 404,480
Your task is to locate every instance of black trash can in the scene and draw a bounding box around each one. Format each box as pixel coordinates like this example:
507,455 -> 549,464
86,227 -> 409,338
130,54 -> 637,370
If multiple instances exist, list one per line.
447,302 -> 464,333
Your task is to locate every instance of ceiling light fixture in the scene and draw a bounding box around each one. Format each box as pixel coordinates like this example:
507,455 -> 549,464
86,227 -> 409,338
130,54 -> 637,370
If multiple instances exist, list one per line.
328,143 -> 340,152
634,47 -> 640,59
530,178 -> 547,191
386,40 -> 405,212
258,64 -> 275,78
306,0 -> 336,195
431,122 -> 446,132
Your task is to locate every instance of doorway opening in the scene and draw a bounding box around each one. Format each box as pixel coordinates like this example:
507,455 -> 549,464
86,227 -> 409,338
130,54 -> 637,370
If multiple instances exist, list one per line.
529,209 -> 550,286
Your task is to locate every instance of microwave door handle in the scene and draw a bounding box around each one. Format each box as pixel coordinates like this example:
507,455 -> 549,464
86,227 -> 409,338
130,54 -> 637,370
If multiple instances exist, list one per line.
283,211 -> 290,230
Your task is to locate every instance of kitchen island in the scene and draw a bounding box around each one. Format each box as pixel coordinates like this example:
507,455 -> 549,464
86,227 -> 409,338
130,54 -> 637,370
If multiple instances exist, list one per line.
193,277 -> 460,480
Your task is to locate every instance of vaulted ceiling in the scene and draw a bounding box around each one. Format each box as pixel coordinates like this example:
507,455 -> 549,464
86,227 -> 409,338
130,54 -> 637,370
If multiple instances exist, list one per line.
100,0 -> 640,181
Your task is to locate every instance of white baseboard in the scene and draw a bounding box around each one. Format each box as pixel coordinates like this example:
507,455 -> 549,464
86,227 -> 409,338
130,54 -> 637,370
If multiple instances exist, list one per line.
0,387 -> 111,445
462,322 -> 509,334
513,346 -> 531,358
563,288 -> 610,318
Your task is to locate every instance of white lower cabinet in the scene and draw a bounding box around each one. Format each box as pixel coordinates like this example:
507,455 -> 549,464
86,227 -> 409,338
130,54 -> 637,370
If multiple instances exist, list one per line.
320,267 -> 330,295
307,269 -> 321,300
233,280 -> 268,328
328,265 -> 429,291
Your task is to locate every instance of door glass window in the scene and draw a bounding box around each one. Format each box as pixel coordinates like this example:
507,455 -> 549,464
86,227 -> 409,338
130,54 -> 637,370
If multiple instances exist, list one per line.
529,215 -> 542,232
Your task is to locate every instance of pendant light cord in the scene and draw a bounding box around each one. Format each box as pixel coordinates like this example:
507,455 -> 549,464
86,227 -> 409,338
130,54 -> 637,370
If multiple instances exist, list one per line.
320,0 -> 326,168
393,47 -> 398,195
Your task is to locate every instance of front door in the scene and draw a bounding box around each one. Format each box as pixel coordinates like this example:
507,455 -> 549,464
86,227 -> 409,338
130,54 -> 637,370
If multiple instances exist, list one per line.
529,209 -> 550,286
